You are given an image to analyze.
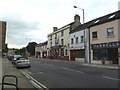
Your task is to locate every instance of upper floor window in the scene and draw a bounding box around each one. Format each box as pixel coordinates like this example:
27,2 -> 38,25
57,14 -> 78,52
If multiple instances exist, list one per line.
107,27 -> 114,36
76,37 -> 78,44
71,38 -> 74,44
92,31 -> 98,39
81,36 -> 84,42
55,34 -> 57,39
50,35 -> 52,40
61,31 -> 64,36
50,42 -> 52,47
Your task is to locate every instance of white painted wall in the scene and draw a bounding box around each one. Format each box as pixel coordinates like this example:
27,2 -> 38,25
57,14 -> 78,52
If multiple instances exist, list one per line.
70,30 -> 84,49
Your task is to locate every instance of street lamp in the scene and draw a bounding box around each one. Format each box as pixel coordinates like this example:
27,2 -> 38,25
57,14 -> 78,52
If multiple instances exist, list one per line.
73,6 -> 86,63
73,6 -> 85,24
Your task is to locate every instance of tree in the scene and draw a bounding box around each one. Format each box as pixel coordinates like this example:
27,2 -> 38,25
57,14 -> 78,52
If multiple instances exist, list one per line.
26,42 -> 37,56
15,47 -> 26,56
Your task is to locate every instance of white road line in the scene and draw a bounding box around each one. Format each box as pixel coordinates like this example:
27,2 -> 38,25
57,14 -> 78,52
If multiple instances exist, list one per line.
102,76 -> 119,81
61,67 -> 84,73
19,70 -> 49,90
29,80 -> 42,89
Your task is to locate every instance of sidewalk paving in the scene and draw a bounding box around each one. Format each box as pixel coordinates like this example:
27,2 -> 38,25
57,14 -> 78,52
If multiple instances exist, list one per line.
1,57 -> 36,89
80,63 -> 119,70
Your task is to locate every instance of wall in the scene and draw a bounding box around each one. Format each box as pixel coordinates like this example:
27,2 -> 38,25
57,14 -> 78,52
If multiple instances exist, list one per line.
90,20 -> 118,44
70,30 -> 84,49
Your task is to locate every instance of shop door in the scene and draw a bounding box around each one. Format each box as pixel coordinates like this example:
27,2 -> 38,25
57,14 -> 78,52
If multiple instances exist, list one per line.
108,48 -> 118,64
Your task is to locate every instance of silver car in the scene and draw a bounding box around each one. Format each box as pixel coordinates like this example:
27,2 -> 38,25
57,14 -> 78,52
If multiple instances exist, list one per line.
12,55 -> 22,64
15,57 -> 31,68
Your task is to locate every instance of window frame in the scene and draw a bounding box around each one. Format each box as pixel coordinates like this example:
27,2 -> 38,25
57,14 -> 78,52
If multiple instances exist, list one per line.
92,31 -> 98,39
107,27 -> 114,37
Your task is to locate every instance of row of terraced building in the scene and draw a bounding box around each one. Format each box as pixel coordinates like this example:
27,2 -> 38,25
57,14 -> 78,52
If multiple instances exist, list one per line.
35,10 -> 120,65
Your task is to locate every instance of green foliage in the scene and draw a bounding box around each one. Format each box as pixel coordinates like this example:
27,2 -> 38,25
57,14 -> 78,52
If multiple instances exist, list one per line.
15,47 -> 26,56
26,42 -> 37,55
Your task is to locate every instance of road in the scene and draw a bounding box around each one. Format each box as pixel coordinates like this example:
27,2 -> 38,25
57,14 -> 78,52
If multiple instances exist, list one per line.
21,58 -> 119,89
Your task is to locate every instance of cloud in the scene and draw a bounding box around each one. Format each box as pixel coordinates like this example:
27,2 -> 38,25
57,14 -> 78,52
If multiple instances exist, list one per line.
0,0 -> 119,49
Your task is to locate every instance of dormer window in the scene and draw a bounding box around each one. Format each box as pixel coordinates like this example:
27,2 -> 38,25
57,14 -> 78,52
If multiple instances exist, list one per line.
109,14 -> 115,19
94,19 -> 100,24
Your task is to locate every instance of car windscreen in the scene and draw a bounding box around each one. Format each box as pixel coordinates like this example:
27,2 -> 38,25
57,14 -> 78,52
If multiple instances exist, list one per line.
16,57 -> 27,60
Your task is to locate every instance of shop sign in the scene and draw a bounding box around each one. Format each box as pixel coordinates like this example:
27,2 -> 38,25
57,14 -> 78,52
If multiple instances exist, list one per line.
91,41 -> 120,49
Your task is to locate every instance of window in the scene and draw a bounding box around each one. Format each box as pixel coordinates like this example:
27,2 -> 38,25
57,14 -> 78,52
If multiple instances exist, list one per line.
92,31 -> 98,39
50,42 -> 52,47
50,35 -> 52,40
93,49 -> 107,60
65,49 -> 67,55
55,34 -> 57,39
61,48 -> 64,56
107,27 -> 114,36
61,39 -> 64,45
61,31 -> 64,36
76,50 -> 85,58
71,38 -> 74,44
94,19 -> 100,24
109,14 -> 115,19
76,37 -> 78,44
81,36 -> 84,42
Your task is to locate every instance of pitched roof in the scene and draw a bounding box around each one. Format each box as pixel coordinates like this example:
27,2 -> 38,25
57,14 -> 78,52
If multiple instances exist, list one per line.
70,10 -> 120,34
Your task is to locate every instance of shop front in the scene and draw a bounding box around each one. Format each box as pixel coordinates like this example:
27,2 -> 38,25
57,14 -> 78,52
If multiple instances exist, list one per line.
91,41 -> 120,64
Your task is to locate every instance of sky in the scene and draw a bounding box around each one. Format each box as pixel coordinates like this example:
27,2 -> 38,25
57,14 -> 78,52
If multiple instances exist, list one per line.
0,0 -> 119,49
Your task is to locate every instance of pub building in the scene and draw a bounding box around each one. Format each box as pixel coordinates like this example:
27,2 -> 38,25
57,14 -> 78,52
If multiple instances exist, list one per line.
89,10 -> 120,64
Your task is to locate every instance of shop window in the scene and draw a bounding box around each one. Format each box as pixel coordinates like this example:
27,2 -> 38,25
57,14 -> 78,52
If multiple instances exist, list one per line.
107,27 -> 114,36
76,50 -> 85,58
65,49 -> 67,55
93,49 -> 107,60
61,48 -> 64,56
92,31 -> 98,39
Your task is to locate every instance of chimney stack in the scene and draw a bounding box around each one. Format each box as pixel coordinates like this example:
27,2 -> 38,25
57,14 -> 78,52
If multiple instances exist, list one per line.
53,27 -> 58,32
74,14 -> 81,24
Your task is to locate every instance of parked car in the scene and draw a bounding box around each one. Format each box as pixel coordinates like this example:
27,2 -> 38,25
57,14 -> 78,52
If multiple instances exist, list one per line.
7,55 -> 14,61
14,57 -> 31,68
12,55 -> 22,64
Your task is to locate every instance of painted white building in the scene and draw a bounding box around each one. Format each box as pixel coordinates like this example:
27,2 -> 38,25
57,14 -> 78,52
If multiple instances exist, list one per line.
69,29 -> 84,62
47,14 -> 81,60
69,20 -> 93,63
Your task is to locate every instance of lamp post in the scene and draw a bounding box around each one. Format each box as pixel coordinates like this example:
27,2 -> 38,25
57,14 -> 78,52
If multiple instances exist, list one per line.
73,6 -> 85,24
73,6 -> 86,63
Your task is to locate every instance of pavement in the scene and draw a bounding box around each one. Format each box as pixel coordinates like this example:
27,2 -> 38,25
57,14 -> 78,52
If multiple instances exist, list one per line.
1,57 -> 42,90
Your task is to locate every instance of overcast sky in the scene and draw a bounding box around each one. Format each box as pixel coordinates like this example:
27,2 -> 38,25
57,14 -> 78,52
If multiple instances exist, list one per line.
0,0 -> 119,49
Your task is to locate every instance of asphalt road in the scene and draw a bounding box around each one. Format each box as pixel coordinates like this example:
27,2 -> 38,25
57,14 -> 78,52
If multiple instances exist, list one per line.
22,58 -> 119,88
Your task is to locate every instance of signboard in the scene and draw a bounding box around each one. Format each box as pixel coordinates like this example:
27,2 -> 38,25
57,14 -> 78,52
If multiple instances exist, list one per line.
91,41 -> 120,49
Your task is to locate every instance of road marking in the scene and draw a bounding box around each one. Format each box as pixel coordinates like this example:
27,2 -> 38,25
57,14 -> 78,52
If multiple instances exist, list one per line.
29,80 -> 42,89
61,67 -> 84,73
102,76 -> 119,81
19,70 -> 49,90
